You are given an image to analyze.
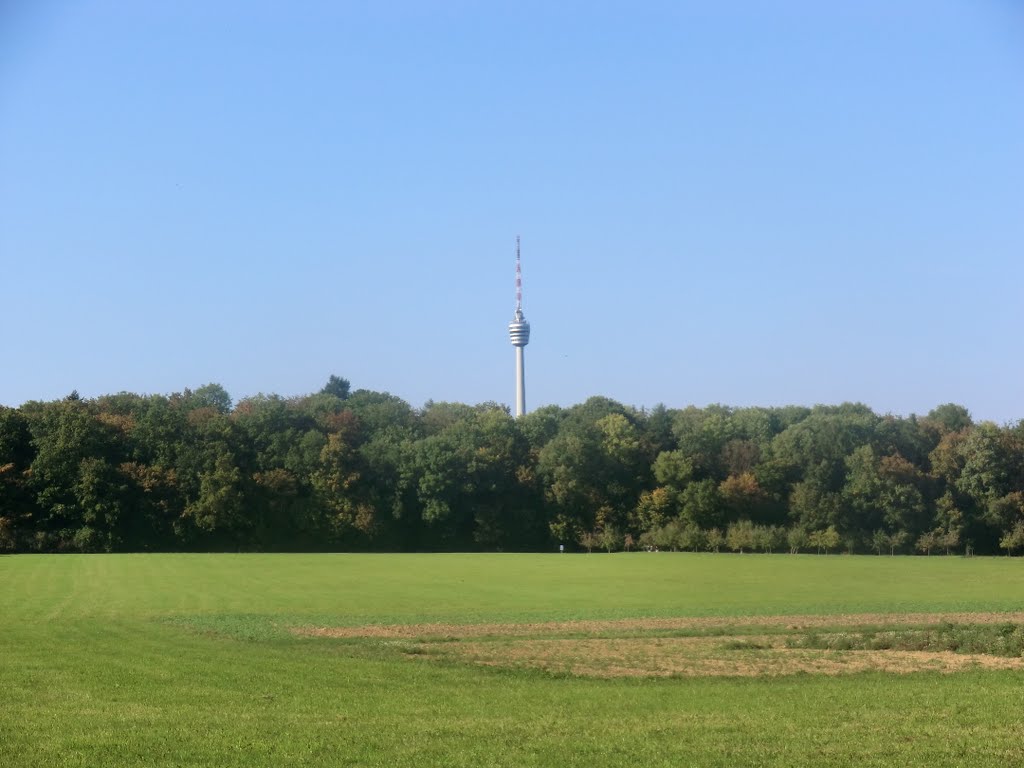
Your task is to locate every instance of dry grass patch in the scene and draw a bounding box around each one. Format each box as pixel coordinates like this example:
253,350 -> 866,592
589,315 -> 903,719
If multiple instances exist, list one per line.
294,612 -> 1024,679
438,636 -> 1024,678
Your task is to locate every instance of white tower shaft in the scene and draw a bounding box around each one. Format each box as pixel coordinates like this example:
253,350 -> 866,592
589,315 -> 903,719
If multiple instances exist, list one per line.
515,345 -> 526,418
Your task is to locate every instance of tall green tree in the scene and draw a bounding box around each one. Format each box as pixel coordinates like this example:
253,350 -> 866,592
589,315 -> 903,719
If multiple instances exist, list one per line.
0,407 -> 34,550
24,398 -> 124,550
320,375 -> 351,400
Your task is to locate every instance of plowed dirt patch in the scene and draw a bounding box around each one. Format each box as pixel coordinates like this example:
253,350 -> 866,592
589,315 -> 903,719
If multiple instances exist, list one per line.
295,611 -> 1024,640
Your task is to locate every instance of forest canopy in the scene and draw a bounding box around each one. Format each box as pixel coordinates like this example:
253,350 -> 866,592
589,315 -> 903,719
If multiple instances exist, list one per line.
2,379 -> 1023,556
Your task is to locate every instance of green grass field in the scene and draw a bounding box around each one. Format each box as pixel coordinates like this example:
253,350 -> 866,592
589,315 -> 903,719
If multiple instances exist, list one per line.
3,553 -> 1024,766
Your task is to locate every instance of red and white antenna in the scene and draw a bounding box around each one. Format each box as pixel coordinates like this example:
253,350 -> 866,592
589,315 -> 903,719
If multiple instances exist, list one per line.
515,235 -> 523,312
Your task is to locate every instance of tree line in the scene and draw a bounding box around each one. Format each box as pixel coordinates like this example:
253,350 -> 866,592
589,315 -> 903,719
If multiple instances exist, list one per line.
2,376 -> 1024,555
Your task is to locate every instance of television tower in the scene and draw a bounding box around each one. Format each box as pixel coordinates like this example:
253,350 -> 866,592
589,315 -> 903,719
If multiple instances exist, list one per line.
508,236 -> 531,417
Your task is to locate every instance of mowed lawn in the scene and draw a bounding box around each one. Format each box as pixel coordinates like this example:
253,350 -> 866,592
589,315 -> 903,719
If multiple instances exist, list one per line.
3,553 -> 1024,767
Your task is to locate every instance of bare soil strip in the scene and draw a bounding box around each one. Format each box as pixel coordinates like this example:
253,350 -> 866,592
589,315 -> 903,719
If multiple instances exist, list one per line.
295,611 -> 1024,640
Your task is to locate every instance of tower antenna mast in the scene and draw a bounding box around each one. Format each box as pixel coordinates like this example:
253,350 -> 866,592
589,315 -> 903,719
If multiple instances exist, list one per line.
515,235 -> 523,313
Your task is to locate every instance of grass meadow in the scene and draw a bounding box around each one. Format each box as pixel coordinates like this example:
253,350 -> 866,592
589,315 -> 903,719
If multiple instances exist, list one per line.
3,553 -> 1024,766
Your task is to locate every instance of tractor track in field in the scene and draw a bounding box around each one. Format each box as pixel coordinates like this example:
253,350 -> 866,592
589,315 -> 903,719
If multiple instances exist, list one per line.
294,611 -> 1024,640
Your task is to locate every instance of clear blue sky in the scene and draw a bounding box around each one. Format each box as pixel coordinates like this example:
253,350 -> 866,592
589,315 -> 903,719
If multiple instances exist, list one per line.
2,1 -> 1023,422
